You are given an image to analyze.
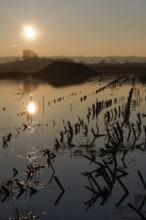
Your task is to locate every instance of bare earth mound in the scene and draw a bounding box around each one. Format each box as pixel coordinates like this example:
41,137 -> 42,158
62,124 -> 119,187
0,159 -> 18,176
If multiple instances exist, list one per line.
34,61 -> 98,86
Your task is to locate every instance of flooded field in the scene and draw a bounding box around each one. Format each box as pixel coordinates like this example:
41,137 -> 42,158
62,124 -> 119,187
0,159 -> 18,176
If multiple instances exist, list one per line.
0,74 -> 146,220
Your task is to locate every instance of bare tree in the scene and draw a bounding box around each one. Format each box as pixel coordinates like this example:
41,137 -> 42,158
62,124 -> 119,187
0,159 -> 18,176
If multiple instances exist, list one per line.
22,49 -> 38,60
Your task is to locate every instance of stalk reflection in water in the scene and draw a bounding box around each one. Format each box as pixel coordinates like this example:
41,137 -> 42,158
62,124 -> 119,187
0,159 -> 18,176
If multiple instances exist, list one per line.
1,75 -> 146,220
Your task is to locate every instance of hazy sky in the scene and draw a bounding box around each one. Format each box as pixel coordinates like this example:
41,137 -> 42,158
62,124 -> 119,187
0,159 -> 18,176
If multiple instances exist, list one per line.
0,0 -> 146,57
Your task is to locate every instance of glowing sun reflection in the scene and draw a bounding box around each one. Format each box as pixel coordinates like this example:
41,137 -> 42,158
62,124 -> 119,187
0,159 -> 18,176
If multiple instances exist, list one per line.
27,101 -> 36,115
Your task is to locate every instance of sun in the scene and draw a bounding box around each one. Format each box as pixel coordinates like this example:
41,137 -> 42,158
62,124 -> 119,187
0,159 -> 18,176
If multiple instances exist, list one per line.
23,25 -> 37,40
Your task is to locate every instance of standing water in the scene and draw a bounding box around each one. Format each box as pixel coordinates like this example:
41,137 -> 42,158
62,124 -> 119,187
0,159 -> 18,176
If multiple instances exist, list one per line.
0,74 -> 146,220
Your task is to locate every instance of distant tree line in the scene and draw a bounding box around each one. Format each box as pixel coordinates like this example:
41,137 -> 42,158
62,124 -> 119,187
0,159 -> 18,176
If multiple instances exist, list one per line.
0,50 -> 146,73
101,59 -> 146,65
0,49 -> 74,72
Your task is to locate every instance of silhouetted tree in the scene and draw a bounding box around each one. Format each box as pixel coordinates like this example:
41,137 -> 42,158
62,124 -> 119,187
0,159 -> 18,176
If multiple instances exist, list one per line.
22,49 -> 38,60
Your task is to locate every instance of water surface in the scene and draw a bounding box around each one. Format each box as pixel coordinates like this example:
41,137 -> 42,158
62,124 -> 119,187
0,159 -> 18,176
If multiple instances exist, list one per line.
0,75 -> 146,220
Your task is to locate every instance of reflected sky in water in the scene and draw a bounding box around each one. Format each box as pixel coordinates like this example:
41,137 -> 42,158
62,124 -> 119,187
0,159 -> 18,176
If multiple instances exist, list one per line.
0,76 -> 146,219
